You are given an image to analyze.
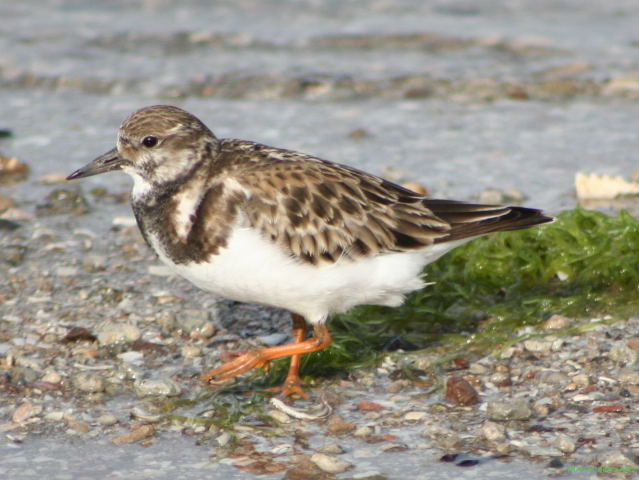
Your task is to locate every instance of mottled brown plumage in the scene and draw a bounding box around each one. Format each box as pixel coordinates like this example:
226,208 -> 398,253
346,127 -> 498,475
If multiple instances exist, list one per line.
67,105 -> 553,399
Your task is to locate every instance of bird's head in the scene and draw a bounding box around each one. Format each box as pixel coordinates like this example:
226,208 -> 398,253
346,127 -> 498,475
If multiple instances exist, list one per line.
67,105 -> 219,195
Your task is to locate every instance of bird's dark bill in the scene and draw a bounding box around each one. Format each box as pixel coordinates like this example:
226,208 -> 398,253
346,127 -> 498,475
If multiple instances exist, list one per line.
66,148 -> 122,180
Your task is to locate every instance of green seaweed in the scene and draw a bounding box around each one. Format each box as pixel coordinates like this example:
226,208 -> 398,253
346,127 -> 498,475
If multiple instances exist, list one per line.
264,208 -> 639,381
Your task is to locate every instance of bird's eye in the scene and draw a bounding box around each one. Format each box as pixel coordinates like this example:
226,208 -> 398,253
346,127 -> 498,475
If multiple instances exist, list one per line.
142,136 -> 158,148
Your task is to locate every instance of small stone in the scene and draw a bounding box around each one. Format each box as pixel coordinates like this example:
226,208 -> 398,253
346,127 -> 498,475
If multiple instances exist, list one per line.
595,449 -> 638,469
67,419 -> 90,433
348,128 -> 370,140
266,409 -> 292,423
478,188 -> 504,204
535,370 -> 569,386
97,414 -> 118,426
542,314 -> 572,330
12,402 -> 41,423
602,75 -> 639,97
41,372 -> 62,384
134,378 -> 182,397
482,421 -> 506,441
131,407 -> 162,423
181,345 -> 202,358
572,373 -> 590,387
157,311 -> 177,332
319,444 -> 345,454
0,154 -> 29,185
627,337 -> 639,353
74,373 -> 105,393
56,266 -> 79,277
523,338 -> 553,353
444,376 -> 480,406
310,453 -> 352,474
401,181 -> 428,195
97,323 -> 141,346
36,188 -> 90,216
112,425 -> 155,445
216,432 -> 231,447
379,443 -> 408,453
45,411 -> 65,422
486,399 -> 532,421
554,435 -> 576,453
327,415 -> 356,434
176,310 -> 216,339
257,333 -> 287,346
403,411 -> 427,421
0,194 -> 14,211
468,362 -> 488,375
0,244 -> 27,266
354,426 -> 374,438
618,369 -> 639,385
82,254 -> 107,272
351,471 -> 387,480
117,351 -> 144,364
358,401 -> 384,412
609,342 -> 638,365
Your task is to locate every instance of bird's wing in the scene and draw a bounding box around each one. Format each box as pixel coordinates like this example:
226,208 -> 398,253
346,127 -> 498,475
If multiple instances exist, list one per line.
226,141 -> 551,264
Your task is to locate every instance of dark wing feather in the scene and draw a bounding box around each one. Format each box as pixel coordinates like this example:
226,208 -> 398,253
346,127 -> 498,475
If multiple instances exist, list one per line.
226,140 -> 552,264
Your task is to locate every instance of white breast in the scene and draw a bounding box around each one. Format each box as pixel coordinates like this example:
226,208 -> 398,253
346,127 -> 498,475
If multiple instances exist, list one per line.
148,223 -> 468,325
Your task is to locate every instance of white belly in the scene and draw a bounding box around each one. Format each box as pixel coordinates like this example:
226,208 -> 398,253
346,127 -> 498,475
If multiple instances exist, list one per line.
150,226 -> 467,325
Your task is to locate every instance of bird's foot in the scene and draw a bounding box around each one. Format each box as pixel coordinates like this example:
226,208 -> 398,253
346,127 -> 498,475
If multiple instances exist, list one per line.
200,349 -> 271,384
264,374 -> 309,400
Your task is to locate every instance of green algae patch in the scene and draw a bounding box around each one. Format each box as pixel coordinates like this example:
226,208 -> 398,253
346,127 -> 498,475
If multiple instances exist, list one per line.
274,208 -> 639,379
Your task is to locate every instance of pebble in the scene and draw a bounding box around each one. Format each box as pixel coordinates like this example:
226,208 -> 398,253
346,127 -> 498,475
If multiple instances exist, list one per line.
56,266 -> 79,277
486,399 -> 532,421
97,323 -> 141,346
327,415 -> 356,434
535,370 -> 570,386
216,432 -> 231,447
112,425 -> 156,445
35,189 -> 90,216
595,449 -> 638,468
41,372 -> 62,384
478,188 -> 504,204
444,376 -> 480,405
117,351 -> 144,364
181,345 -> 202,358
609,342 -> 638,365
310,453 -> 352,474
97,414 -> 118,426
319,443 -> 345,454
131,406 -> 163,423
0,194 -> 14,211
134,378 -> 182,397
0,154 -> 29,185
618,369 -> 639,385
482,420 -> 506,441
554,435 -> 576,453
543,314 -> 573,330
176,310 -> 216,339
523,338 -> 553,353
353,426 -> 374,437
403,411 -> 427,421
73,373 -> 106,393
257,333 -> 287,346
0,245 -> 27,266
12,402 -> 42,423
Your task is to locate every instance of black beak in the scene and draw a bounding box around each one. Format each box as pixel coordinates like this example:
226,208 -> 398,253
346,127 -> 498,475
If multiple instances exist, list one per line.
66,148 -> 123,180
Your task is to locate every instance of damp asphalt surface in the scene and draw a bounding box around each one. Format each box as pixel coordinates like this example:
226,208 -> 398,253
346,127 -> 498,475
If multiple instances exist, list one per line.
2,1 -> 639,479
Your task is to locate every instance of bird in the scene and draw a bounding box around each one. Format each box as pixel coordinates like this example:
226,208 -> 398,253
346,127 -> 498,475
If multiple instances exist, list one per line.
67,105 -> 553,399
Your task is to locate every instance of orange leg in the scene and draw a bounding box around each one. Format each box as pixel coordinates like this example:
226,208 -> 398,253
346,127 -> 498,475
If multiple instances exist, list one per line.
200,314 -> 331,399
265,314 -> 309,399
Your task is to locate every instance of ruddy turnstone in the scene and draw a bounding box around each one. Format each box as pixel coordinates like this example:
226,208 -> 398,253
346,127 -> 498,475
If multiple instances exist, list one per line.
67,105 -> 553,398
